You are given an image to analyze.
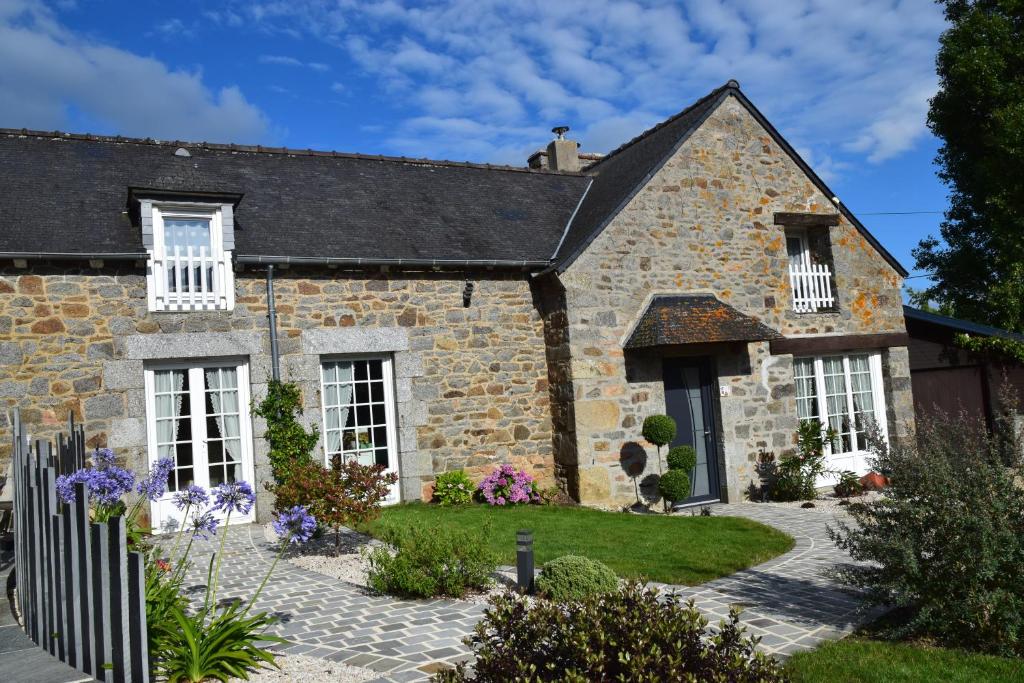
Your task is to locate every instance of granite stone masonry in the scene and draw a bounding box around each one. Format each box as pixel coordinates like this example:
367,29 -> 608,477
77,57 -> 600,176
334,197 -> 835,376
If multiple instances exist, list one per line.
0,266 -> 555,519
557,97 -> 913,506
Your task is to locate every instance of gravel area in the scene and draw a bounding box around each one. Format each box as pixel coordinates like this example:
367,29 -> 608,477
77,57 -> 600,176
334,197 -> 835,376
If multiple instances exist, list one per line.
229,653 -> 376,682
264,522 -> 514,604
745,490 -> 883,513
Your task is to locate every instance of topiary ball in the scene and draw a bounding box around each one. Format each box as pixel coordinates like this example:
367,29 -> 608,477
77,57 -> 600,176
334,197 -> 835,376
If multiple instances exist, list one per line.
642,415 -> 677,447
667,445 -> 697,472
658,470 -> 692,504
536,555 -> 618,602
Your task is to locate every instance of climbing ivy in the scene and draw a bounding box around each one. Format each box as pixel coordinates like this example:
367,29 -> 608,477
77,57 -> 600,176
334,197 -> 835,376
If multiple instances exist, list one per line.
954,333 -> 1024,365
252,379 -> 319,487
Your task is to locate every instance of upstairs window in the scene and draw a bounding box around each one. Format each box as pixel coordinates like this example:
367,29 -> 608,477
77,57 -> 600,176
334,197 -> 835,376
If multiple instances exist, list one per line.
786,228 -> 835,313
146,203 -> 234,312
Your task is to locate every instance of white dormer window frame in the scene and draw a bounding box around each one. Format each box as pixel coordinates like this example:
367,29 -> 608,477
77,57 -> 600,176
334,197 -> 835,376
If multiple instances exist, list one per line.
143,200 -> 235,312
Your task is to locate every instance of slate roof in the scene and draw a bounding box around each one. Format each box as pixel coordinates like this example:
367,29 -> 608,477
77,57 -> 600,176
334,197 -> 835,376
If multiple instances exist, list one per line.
903,305 -> 1024,342
0,81 -> 906,276
624,295 -> 782,349
0,130 -> 589,263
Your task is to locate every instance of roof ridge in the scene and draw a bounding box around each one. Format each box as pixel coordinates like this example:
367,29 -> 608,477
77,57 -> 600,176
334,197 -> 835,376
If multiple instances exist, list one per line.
0,127 -> 582,176
584,81 -> 735,174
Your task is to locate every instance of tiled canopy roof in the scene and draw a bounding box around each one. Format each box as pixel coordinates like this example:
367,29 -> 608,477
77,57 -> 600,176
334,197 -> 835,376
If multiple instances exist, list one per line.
624,295 -> 782,349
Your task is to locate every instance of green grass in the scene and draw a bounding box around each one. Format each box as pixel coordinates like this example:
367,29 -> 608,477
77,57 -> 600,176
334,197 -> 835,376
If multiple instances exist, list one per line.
785,638 -> 1024,683
362,503 -> 794,585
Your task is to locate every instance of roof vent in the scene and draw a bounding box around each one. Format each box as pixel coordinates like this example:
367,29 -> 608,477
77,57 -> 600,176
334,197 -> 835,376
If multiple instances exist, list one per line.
552,126 -> 570,140
174,147 -> 191,157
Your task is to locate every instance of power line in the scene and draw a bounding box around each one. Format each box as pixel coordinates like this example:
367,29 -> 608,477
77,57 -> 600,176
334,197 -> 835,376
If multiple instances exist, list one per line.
859,210 -> 944,216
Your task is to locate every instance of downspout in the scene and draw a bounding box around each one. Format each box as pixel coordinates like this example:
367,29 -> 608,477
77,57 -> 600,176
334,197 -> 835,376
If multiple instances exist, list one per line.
266,265 -> 281,381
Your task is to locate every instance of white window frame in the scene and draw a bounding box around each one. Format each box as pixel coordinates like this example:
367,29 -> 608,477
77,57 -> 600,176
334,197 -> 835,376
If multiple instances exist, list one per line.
143,358 -> 256,532
319,354 -> 400,503
787,228 -> 834,313
794,352 -> 888,477
147,203 -> 234,312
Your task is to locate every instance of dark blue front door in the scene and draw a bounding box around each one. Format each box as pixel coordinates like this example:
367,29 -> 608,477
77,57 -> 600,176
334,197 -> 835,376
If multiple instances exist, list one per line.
662,357 -> 721,505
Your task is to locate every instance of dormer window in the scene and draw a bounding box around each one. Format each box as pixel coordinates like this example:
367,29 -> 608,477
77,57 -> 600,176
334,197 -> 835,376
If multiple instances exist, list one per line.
142,200 -> 235,312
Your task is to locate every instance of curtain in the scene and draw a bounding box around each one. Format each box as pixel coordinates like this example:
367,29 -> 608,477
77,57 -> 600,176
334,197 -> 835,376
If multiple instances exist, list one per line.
154,369 -> 185,470
323,362 -> 354,456
206,367 -> 243,481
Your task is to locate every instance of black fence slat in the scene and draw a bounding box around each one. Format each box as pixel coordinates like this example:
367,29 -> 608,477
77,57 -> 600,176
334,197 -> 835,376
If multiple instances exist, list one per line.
50,513 -> 66,661
91,521 -> 112,681
61,510 -> 80,668
107,517 -> 130,683
127,552 -> 150,683
74,482 -> 94,675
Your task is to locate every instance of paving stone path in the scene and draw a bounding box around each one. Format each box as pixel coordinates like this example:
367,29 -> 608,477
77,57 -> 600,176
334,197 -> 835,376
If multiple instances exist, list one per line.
174,503 -> 870,682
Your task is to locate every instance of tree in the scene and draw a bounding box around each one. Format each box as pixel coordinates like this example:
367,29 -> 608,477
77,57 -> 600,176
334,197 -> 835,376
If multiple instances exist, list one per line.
913,0 -> 1024,330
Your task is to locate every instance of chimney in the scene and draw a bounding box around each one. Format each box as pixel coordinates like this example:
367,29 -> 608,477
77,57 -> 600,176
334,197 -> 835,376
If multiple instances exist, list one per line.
543,126 -> 579,172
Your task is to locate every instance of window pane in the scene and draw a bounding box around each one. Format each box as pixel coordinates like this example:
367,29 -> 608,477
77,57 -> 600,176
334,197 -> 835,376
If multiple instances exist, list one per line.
369,359 -> 383,380
321,358 -> 394,475
354,361 -> 368,381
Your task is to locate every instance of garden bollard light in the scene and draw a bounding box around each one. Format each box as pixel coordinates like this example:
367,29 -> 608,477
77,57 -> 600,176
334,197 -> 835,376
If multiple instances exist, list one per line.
516,529 -> 535,594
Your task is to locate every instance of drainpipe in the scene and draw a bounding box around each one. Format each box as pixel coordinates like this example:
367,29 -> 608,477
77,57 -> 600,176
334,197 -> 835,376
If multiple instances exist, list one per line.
266,265 -> 281,381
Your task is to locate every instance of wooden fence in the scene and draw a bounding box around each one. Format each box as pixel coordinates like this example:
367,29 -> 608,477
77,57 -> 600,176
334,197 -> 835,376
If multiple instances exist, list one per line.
11,409 -> 150,682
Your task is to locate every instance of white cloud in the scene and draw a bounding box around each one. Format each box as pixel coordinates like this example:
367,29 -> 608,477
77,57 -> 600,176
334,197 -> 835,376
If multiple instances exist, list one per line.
222,0 -> 946,173
0,0 -> 271,143
259,54 -> 332,71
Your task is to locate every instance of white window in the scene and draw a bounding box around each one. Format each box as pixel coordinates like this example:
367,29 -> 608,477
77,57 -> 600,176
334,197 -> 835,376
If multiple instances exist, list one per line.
793,352 -> 888,476
147,203 -> 234,312
787,229 -> 834,313
320,356 -> 400,501
144,361 -> 255,531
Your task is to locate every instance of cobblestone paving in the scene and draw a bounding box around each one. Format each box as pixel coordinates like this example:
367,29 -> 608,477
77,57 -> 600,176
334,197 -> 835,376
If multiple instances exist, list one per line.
659,503 -> 872,657
175,504 -> 868,682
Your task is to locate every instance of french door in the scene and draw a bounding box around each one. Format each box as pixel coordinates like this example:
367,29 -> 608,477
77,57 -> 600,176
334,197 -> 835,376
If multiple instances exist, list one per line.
144,360 -> 255,532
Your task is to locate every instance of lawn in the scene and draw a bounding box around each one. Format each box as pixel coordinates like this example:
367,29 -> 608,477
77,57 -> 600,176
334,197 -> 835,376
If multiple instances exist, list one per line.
363,503 -> 794,585
785,638 -> 1024,683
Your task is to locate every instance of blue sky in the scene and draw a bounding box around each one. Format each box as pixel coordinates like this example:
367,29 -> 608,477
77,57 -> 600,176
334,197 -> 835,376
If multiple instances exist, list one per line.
0,0 -> 948,282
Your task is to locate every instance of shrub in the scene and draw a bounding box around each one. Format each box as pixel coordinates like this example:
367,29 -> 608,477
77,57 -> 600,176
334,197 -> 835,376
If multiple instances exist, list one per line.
535,555 -> 618,601
274,458 -> 397,552
763,420 -> 836,502
667,444 -> 697,472
829,404 -> 1024,657
434,582 -> 785,682
434,470 -> 475,506
658,469 -> 692,505
641,414 -> 677,448
367,522 -> 498,598
252,380 -> 319,487
477,464 -> 541,505
833,470 -> 863,498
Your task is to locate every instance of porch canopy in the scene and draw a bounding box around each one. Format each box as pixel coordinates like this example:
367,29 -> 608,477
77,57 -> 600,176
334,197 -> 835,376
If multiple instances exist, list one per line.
624,294 -> 782,349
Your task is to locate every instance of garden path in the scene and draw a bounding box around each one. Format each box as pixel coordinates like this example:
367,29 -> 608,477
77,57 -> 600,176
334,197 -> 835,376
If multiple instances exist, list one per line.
176,503 -> 870,682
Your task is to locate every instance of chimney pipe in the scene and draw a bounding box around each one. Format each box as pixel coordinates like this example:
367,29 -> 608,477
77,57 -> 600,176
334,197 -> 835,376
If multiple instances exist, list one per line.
546,126 -> 579,172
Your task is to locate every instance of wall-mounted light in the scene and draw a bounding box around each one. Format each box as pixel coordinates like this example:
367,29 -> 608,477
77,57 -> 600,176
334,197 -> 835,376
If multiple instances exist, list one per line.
463,280 -> 475,308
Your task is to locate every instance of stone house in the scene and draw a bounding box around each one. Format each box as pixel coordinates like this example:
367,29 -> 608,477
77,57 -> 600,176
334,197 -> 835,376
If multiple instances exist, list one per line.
0,81 -> 913,526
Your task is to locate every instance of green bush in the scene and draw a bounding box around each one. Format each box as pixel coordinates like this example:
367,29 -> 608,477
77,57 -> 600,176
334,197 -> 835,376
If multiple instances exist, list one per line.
658,469 -> 692,504
252,380 -> 319,487
535,555 -> 618,601
833,470 -> 863,498
763,420 -> 836,501
434,582 -> 785,682
829,402 -> 1024,657
434,470 -> 475,506
641,414 -> 677,447
667,445 -> 697,472
366,521 -> 497,598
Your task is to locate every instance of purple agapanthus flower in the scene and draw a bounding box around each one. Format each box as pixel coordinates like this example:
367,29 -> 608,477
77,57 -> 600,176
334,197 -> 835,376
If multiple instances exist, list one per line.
190,511 -> 219,540
172,484 -> 209,511
91,447 -> 116,469
212,481 -> 255,516
55,462 -> 135,506
272,506 -> 317,545
136,457 -> 174,502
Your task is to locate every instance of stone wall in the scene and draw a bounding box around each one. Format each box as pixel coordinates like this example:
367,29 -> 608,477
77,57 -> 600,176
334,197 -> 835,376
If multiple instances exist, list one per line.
0,265 -> 555,519
557,95 -> 910,506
